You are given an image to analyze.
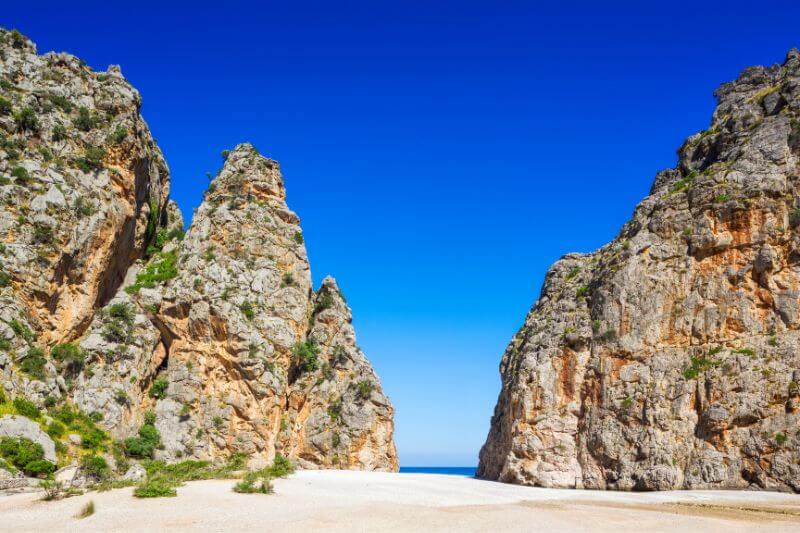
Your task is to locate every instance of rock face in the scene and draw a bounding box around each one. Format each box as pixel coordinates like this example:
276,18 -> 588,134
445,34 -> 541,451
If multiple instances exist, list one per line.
0,28 -> 169,403
0,29 -> 396,472
147,145 -> 398,469
479,49 -> 800,492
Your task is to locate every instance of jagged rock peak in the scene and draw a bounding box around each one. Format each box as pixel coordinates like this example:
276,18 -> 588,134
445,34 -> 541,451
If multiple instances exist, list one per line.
479,49 -> 800,493
211,143 -> 286,202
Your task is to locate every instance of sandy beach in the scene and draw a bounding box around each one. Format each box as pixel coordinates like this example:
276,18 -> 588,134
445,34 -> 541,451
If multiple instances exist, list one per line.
1,470 -> 799,532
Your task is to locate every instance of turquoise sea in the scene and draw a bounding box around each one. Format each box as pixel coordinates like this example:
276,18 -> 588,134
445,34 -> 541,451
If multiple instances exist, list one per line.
399,467 -> 477,477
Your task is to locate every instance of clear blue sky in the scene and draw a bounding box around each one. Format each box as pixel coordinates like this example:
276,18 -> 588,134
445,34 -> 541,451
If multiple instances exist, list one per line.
4,1 -> 799,466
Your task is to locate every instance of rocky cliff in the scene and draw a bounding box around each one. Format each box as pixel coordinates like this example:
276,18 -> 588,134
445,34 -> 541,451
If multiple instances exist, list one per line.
0,29 -> 396,476
479,49 -> 800,492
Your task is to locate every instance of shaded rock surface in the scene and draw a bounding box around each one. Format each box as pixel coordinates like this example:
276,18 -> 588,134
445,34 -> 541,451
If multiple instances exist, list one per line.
0,29 -> 396,472
479,49 -> 800,492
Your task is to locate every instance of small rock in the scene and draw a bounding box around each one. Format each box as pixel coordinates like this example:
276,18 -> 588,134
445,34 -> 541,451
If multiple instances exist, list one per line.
123,464 -> 146,482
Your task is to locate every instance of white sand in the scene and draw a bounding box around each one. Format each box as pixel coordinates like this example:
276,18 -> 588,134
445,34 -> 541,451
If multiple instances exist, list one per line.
1,470 -> 799,532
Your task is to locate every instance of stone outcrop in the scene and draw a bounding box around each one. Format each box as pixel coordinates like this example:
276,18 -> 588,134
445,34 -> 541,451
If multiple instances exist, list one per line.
0,28 -> 169,404
0,29 -> 396,474
0,415 -> 56,462
144,145 -> 398,469
479,49 -> 800,492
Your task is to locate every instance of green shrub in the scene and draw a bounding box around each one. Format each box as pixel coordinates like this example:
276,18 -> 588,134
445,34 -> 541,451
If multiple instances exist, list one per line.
565,266 -> 581,280
108,302 -> 135,324
713,193 -> 730,203
75,197 -> 96,218
32,223 -> 54,245
145,227 -> 185,255
768,335 -> 779,347
25,459 -> 55,477
9,30 -> 26,49
110,125 -> 127,144
576,286 -> 590,298
48,405 -> 109,450
102,302 -> 135,343
52,123 -> 67,142
80,425 -> 107,450
233,472 -> 273,494
233,455 -> 293,494
790,209 -> 800,228
13,397 -> 41,419
0,389 -> 5,404
9,319 -> 34,343
39,479 -> 64,501
51,342 -> 86,374
0,267 -> 10,288
20,347 -> 47,380
281,272 -> 294,287
239,301 -> 255,320
621,396 -> 634,409
115,389 -> 129,405
355,380 -> 374,402
314,291 -> 334,314
0,96 -> 11,115
264,454 -> 294,478
125,251 -> 178,294
125,418 -> 161,459
80,454 -> 110,479
102,321 -> 128,343
732,347 -> 755,356
682,354 -> 721,380
11,166 -> 30,184
75,145 -> 105,172
292,341 -> 320,375
293,231 -> 304,244
14,107 -> 39,132
327,397 -> 342,422
133,456 -> 247,498
144,411 -> 156,425
46,420 -> 65,439
0,436 -> 53,477
73,106 -> 97,131
51,405 -> 75,425
149,378 -> 168,399
775,432 -> 787,446
48,94 -> 73,113
133,477 -> 177,498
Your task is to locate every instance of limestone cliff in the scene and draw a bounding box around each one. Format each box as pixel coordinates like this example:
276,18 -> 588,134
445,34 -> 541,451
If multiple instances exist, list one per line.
0,29 -> 396,474
479,49 -> 800,492
0,29 -> 169,404
143,145 -> 397,470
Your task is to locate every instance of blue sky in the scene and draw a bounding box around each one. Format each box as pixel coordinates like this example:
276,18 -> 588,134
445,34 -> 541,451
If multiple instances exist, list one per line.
4,1 -> 799,466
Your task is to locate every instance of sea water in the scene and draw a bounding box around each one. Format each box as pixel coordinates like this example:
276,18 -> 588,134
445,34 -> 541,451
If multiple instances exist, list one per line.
399,467 -> 477,477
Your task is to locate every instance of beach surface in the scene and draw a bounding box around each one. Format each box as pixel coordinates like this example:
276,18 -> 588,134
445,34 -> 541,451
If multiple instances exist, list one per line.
1,470 -> 799,532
